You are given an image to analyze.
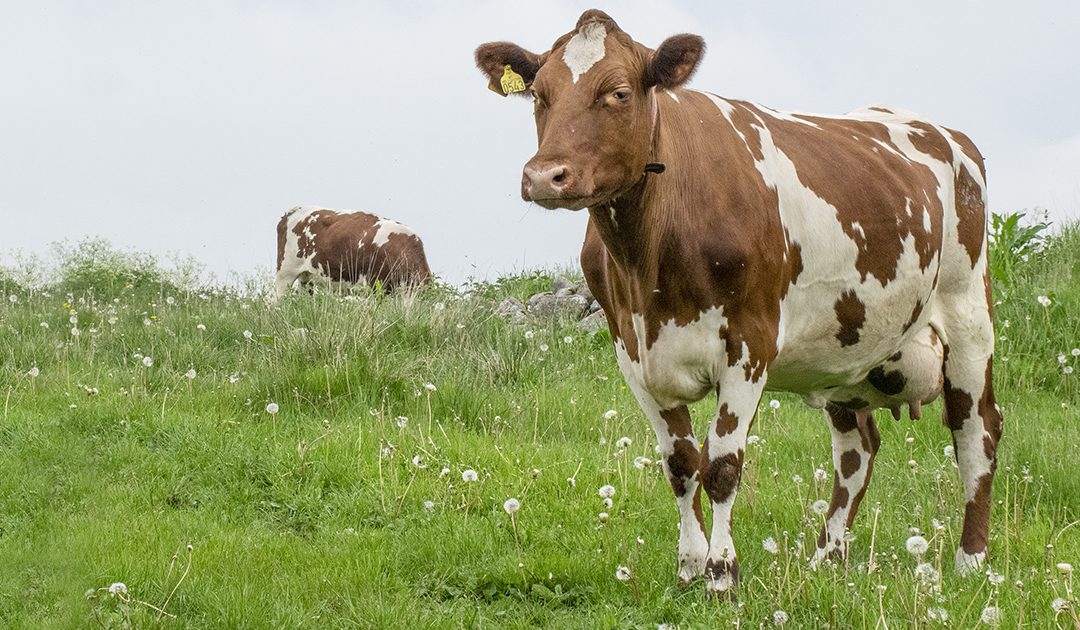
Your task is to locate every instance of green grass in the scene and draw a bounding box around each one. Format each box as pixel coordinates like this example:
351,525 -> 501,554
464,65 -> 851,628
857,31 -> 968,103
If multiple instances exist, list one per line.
1,227 -> 1079,629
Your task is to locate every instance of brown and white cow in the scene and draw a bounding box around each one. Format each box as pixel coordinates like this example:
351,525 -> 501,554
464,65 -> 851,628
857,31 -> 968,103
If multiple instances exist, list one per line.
476,10 -> 1001,596
274,206 -> 431,299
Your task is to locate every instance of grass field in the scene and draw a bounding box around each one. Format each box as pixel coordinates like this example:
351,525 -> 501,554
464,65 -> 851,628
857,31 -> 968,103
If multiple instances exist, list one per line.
1,223 -> 1079,628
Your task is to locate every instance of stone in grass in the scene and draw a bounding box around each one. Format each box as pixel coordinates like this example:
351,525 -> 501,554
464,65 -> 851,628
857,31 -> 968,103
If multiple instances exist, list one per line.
527,292 -> 590,319
577,309 -> 608,332
574,280 -> 595,304
551,276 -> 574,294
495,297 -> 527,323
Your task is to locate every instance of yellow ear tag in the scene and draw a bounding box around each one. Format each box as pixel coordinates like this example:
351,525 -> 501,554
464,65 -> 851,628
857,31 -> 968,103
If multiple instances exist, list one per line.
499,64 -> 526,96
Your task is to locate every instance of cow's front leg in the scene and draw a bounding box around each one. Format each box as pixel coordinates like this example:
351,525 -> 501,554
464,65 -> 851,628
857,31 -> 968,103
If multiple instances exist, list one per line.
616,349 -> 708,585
700,373 -> 767,597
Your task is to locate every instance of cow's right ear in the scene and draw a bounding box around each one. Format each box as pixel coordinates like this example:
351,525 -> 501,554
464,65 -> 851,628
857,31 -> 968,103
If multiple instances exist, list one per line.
475,42 -> 541,97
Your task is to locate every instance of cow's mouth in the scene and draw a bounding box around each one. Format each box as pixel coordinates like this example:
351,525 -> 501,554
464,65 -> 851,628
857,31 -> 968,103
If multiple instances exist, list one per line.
529,196 -> 593,211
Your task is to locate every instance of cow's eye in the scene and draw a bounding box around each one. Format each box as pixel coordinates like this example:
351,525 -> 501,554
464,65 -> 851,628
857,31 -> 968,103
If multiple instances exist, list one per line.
613,89 -> 630,101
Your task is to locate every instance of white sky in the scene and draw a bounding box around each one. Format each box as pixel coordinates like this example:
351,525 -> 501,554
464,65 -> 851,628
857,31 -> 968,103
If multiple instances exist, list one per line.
2,1 -> 1078,284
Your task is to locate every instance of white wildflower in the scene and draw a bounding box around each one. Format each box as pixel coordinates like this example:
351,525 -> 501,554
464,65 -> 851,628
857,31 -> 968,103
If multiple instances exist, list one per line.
986,569 -> 1005,586
1072,348 -> 1080,357
8,294 -> 17,303
906,535 -> 929,556
108,582 -> 127,596
944,444 -> 955,458
243,330 -> 253,339
980,606 -> 1001,626
603,497 -> 613,509
563,335 -> 573,344
1066,366 -> 1075,375
773,610 -> 789,626
462,469 -> 478,483
71,327 -> 81,336
143,318 -> 152,326
539,343 -> 549,352
40,321 -> 49,328
603,409 -> 618,420
433,302 -> 445,311
229,373 -> 241,384
184,369 -> 196,379
411,455 -> 426,468
1037,295 -> 1051,307
1057,562 -> 1073,574
633,456 -> 652,469
746,435 -> 761,445
69,314 -> 78,324
615,565 -> 632,581
915,562 -> 938,583
1060,354 -> 1068,365
927,607 -> 948,622
811,500 -> 829,516
813,467 -> 828,484
266,402 -> 279,414
762,537 -> 779,554
423,382 -> 437,392
905,435 -> 915,444
27,367 -> 40,378
792,474 -> 803,485
423,500 -> 435,512
503,498 -> 521,515
566,477 -> 576,488
598,484 -> 616,499
598,511 -> 609,522
396,416 -> 409,429
769,399 -> 780,410
141,356 -> 153,368
439,467 -> 450,478
196,323 -> 206,331
615,436 -> 632,449
1052,598 -> 1070,614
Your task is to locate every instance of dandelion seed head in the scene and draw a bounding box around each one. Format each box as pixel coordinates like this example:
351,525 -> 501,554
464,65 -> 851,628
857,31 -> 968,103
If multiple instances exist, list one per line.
423,500 -> 435,512
598,484 -> 616,499
265,402 -> 279,414
566,477 -> 576,488
243,330 -> 253,339
1037,295 -> 1052,307
603,497 -> 613,509
986,570 -> 1004,586
396,416 -> 409,429
503,497 -> 521,515
811,500 -> 829,516
603,409 -> 618,420
71,327 -> 81,336
813,467 -> 828,484
746,435 -> 761,446
196,323 -> 206,331
27,367 -> 40,378
563,335 -> 573,344
598,512 -> 609,522
539,343 -> 549,352
762,537 -> 779,554
1057,562 -> 1073,574
944,445 -> 955,458
524,330 -> 534,339
423,382 -> 437,392
141,356 -> 153,368
108,582 -> 127,595
1072,348 -> 1080,357
615,565 -> 631,581
615,436 -> 632,449
1052,598 -> 1070,614
184,369 -> 196,379
772,610 -> 789,626
439,467 -> 450,477
980,606 -> 1000,626
633,456 -> 652,469
905,535 -> 929,556
769,399 -> 781,410
461,469 -> 478,482
40,321 -> 49,328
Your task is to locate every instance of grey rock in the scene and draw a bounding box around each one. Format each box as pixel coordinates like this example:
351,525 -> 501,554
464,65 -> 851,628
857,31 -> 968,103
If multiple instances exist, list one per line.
589,299 -> 602,313
495,297 -> 527,323
551,276 -> 573,294
554,287 -> 574,297
527,292 -> 590,319
577,309 -> 608,332
574,281 -> 595,303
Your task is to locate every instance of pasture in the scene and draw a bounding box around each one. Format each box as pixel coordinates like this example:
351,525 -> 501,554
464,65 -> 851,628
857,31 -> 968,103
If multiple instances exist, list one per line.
1,223 -> 1078,628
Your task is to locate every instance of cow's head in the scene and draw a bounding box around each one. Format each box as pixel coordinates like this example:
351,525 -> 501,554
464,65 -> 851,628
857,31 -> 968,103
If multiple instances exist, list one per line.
475,9 -> 704,210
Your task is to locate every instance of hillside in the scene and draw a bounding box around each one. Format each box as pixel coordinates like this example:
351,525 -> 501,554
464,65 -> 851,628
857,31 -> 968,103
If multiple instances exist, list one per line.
1,220 -> 1079,628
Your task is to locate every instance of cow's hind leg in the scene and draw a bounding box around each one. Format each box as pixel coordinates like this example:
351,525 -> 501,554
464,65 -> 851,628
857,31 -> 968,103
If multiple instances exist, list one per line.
700,373 -> 767,597
812,404 -> 880,567
943,345 -> 1002,575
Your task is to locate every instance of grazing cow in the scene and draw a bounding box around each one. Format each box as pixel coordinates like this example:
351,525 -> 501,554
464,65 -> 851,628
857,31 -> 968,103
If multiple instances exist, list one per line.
275,206 -> 431,299
475,10 -> 1001,596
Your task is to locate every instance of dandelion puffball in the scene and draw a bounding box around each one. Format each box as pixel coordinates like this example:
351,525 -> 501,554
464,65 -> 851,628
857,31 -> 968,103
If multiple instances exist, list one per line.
266,402 -> 279,415
615,565 -> 632,581
905,535 -> 929,556
462,469 -> 478,483
598,484 -> 616,499
503,498 -> 521,515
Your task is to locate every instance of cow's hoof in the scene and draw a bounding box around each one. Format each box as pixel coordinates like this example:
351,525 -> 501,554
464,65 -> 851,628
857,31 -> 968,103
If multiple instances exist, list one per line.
955,548 -> 986,576
703,558 -> 738,601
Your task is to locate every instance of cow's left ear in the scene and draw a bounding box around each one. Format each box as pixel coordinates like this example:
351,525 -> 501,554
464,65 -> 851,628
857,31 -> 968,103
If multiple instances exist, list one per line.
475,42 -> 542,97
644,34 -> 705,90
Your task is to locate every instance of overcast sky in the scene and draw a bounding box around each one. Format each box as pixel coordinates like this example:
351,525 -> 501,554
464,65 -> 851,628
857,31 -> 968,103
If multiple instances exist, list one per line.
2,1 -> 1078,285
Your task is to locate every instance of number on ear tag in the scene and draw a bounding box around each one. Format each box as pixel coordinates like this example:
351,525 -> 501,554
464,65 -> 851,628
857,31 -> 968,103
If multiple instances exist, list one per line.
499,65 -> 526,95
